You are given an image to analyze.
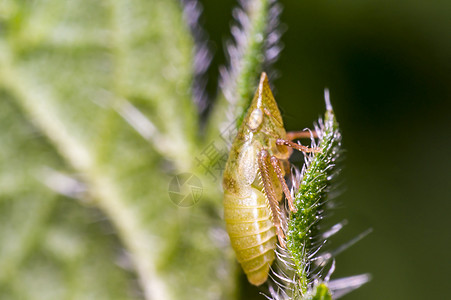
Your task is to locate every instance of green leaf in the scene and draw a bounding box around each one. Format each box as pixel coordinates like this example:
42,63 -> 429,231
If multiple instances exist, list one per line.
0,98 -> 133,299
0,1 -> 232,299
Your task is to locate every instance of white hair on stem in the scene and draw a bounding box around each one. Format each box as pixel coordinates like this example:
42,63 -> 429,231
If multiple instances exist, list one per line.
180,0 -> 212,114
220,0 -> 283,127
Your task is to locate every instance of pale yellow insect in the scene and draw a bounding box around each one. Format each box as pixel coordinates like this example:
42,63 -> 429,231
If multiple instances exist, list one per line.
223,72 -> 317,285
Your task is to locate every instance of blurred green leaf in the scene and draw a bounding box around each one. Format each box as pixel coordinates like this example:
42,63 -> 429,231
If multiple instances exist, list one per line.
0,1 -> 232,299
0,97 -> 134,299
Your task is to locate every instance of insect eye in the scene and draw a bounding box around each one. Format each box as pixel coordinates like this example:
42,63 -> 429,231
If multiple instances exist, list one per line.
248,108 -> 263,131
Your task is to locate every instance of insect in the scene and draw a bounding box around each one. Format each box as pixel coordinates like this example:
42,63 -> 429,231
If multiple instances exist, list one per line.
223,72 -> 318,286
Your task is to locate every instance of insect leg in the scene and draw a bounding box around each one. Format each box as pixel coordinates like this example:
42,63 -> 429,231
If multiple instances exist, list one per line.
270,156 -> 297,213
286,130 -> 318,140
258,149 -> 286,248
276,139 -> 321,153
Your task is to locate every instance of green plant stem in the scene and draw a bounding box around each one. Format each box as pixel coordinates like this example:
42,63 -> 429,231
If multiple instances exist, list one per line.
287,104 -> 341,297
207,0 -> 272,142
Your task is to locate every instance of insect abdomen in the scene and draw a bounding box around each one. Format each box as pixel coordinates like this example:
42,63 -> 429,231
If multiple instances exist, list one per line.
224,187 -> 277,286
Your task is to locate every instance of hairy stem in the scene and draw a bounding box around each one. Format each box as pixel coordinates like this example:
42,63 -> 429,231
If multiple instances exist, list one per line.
207,0 -> 280,142
286,98 -> 341,297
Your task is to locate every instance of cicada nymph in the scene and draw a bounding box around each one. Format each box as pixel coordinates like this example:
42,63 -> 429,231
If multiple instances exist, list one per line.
222,72 -> 318,286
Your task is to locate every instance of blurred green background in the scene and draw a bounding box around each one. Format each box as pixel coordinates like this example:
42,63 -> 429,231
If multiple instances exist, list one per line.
202,0 -> 451,299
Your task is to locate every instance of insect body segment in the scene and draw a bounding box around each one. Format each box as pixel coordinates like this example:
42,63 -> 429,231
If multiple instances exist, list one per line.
223,72 -> 318,286
223,187 -> 278,286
